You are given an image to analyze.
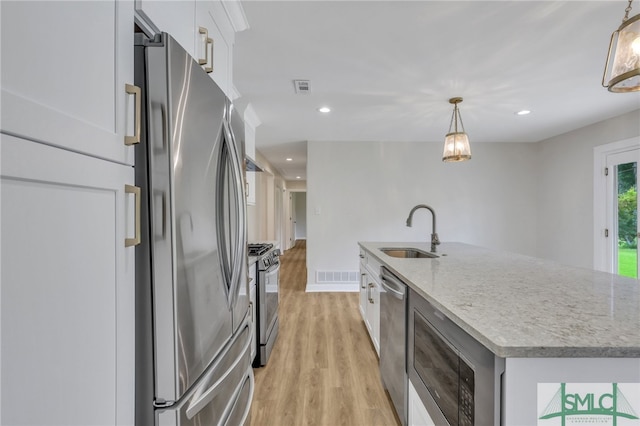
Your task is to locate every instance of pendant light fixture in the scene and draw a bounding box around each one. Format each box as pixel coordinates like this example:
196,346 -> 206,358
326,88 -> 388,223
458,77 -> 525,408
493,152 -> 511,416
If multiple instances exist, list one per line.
442,97 -> 471,162
603,0 -> 640,92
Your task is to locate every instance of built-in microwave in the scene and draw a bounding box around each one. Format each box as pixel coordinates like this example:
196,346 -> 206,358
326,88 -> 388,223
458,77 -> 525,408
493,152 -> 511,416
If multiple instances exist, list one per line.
408,289 -> 504,425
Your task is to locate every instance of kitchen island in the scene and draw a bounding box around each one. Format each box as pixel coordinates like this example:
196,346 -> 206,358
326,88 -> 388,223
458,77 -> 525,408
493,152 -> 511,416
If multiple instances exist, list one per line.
359,241 -> 640,425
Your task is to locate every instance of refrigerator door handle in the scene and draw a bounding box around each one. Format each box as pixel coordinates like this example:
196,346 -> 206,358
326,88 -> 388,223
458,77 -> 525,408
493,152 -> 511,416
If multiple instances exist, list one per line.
224,120 -> 247,309
215,128 -> 234,306
184,322 -> 252,419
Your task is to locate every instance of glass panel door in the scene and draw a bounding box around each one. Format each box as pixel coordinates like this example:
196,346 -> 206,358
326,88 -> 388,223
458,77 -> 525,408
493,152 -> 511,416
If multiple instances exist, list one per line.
606,150 -> 638,278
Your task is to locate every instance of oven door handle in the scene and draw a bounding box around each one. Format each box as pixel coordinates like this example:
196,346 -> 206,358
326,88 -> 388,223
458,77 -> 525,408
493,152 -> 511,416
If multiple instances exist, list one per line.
264,262 -> 280,276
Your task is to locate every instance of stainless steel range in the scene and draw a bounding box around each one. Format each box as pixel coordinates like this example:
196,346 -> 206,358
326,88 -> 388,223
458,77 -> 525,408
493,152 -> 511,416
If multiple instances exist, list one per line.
248,244 -> 280,366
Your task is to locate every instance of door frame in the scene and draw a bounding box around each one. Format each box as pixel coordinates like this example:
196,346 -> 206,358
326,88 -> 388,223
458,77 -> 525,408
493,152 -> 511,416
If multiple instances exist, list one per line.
286,189 -> 306,250
593,137 -> 639,273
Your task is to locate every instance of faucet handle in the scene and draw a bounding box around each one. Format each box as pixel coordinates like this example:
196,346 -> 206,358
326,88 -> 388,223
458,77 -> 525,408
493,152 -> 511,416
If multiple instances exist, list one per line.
430,233 -> 440,253
431,233 -> 440,244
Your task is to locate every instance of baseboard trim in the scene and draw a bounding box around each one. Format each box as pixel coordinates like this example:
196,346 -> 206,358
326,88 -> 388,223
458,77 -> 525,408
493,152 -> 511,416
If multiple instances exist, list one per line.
305,283 -> 359,292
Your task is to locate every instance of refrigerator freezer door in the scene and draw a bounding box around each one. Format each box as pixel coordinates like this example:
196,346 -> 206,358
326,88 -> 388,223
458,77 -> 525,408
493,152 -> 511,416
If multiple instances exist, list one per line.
155,313 -> 253,426
145,34 -> 235,402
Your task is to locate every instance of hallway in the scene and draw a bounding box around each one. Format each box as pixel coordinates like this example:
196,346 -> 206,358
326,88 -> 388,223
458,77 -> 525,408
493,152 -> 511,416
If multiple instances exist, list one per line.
250,240 -> 399,426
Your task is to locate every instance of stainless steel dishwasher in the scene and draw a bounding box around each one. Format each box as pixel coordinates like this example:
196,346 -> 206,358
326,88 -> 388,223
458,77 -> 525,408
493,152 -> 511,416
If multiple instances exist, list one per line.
379,266 -> 408,425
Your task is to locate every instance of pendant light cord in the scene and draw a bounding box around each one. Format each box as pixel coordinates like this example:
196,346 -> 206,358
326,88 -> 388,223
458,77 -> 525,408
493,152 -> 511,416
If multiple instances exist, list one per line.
448,106 -> 456,133
447,102 -> 466,134
623,0 -> 633,22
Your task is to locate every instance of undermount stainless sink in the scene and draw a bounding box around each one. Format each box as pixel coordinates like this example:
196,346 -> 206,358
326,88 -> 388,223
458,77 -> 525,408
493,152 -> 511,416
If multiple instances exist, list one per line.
379,247 -> 439,259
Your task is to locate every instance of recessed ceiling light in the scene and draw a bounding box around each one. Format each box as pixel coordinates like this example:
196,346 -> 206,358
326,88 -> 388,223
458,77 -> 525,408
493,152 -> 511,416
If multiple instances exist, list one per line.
286,158 -> 293,161
515,110 -> 531,116
318,106 -> 331,113
296,176 -> 301,179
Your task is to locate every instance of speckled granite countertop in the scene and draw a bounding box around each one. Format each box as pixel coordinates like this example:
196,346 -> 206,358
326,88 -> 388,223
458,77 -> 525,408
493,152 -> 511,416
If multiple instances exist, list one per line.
359,242 -> 640,358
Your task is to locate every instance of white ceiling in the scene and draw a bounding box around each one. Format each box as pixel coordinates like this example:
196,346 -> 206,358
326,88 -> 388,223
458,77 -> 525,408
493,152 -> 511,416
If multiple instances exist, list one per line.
233,1 -> 640,181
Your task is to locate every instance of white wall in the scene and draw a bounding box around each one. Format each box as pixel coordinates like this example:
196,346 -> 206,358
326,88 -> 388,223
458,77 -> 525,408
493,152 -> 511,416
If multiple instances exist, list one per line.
536,109 -> 640,269
305,110 -> 640,290
307,141 -> 539,289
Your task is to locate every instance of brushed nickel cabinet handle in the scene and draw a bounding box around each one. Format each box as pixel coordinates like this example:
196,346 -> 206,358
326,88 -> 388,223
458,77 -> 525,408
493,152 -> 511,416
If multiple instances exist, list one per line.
125,185 -> 141,247
198,27 -> 209,65
125,84 -> 141,145
204,37 -> 214,73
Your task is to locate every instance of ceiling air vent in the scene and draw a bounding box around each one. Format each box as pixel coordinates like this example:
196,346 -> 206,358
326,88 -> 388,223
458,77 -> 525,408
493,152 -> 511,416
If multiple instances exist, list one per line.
293,80 -> 311,94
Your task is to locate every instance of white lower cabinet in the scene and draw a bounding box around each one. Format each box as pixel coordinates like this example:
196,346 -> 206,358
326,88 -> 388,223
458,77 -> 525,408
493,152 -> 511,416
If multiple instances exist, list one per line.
359,270 -> 368,318
358,250 -> 380,355
408,380 -> 436,426
0,134 -> 136,425
359,252 -> 368,318
366,273 -> 380,354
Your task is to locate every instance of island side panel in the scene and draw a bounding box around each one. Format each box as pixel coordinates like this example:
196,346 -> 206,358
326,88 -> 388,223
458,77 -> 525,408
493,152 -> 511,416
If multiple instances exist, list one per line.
504,358 -> 640,425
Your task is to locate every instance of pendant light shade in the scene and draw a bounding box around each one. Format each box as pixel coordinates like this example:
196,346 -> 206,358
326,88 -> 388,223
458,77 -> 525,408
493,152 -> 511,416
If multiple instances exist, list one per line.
442,97 -> 471,162
603,0 -> 640,92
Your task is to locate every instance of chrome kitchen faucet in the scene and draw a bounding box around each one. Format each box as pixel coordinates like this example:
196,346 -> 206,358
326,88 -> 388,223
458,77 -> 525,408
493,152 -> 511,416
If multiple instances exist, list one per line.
406,204 -> 440,253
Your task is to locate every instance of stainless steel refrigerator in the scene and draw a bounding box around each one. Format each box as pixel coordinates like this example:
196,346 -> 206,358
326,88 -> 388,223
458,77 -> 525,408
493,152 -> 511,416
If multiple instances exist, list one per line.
134,32 -> 252,426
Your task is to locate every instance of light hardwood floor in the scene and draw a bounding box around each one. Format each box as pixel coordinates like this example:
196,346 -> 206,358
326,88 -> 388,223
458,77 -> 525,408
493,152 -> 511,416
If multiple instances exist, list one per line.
250,240 -> 400,426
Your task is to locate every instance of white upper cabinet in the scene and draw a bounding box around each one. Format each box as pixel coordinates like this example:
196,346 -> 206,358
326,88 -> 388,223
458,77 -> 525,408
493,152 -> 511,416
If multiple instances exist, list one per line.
135,0 -> 248,99
244,104 -> 261,205
0,1 -> 136,165
135,0 -> 196,57
195,1 -> 232,96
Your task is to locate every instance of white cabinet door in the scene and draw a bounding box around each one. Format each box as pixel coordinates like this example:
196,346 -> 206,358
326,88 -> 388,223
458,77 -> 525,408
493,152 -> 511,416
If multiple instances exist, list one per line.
365,257 -> 381,355
245,120 -> 257,205
408,380 -> 436,426
359,270 -> 368,319
359,251 -> 381,355
195,1 -> 232,97
0,134 -> 136,426
369,277 -> 380,354
1,1 -> 136,165
363,276 -> 380,355
135,0 -> 196,57
358,251 -> 367,319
